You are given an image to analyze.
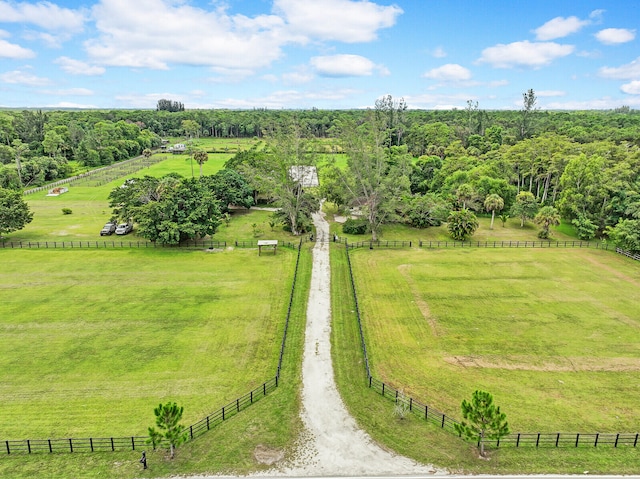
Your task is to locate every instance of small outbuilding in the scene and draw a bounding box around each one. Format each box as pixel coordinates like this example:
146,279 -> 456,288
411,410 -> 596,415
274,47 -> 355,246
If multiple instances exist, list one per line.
257,240 -> 278,256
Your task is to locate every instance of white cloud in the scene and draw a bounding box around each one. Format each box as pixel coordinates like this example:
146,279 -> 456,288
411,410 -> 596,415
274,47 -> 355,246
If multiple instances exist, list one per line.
544,97 -> 640,109
282,69 -> 315,85
208,88 -> 361,109
0,39 -> 35,59
0,1 -> 86,31
55,57 -> 106,76
46,101 -> 99,109
85,0 -> 289,71
0,29 -> 9,38
537,90 -> 566,97
534,16 -> 590,40
621,81 -> 640,95
0,69 -> 50,86
310,54 -> 384,77
423,64 -> 471,81
273,0 -> 402,43
39,88 -> 94,96
431,46 -> 446,58
599,57 -> 640,79
477,41 -> 574,68
595,28 -> 636,45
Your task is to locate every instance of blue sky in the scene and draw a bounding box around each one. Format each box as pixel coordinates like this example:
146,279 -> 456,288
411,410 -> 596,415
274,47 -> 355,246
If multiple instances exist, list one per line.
0,0 -> 638,110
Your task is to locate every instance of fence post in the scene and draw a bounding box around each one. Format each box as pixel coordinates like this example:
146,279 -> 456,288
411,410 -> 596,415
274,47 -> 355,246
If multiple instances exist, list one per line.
222,407 -> 225,421
48,439 -> 52,453
27,440 -> 31,454
615,433 -> 619,447
409,397 -> 413,411
382,383 -> 385,396
369,376 -> 372,387
634,433 -> 638,447
69,438 -> 73,452
5,441 -> 9,454
441,414 -> 445,428
594,433 -> 599,447
555,433 -> 560,447
131,436 -> 135,450
237,398 -> 240,412
536,433 -> 540,447
516,433 -> 520,447
190,426 -> 193,439
111,437 -> 114,451
575,433 -> 579,447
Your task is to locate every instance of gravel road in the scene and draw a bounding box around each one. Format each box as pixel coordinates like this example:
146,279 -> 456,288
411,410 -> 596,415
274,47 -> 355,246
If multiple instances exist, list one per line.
262,209 -> 445,476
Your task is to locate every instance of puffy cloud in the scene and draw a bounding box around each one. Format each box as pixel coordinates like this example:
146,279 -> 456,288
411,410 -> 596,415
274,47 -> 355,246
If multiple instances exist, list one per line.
0,69 -> 50,86
537,90 -> 566,97
39,88 -> 94,96
423,64 -> 471,81
621,81 -> 640,95
595,28 -> 636,45
477,41 -> 574,68
273,0 -> 402,43
85,0 -> 289,71
0,39 -> 35,59
310,54 -> 384,77
54,57 -> 106,75
534,16 -> 590,40
0,1 -> 86,32
599,57 -> 640,79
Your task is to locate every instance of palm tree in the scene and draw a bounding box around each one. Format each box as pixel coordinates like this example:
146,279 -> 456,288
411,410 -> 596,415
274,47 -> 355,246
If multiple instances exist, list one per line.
484,193 -> 504,230
193,149 -> 208,178
534,206 -> 561,239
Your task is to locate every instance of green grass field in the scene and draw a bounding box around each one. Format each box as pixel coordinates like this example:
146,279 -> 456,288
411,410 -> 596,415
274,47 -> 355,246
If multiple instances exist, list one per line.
347,247 -> 640,432
0,247 -> 297,439
330,245 -> 640,474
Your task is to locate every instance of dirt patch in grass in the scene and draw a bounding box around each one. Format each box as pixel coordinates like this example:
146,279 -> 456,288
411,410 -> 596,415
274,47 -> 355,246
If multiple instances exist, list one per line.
253,444 -> 285,465
444,355 -> 640,372
582,254 -> 640,288
397,264 -> 439,336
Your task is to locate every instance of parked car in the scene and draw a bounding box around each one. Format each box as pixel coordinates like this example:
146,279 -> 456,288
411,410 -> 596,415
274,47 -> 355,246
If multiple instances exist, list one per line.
100,223 -> 117,236
115,222 -> 133,235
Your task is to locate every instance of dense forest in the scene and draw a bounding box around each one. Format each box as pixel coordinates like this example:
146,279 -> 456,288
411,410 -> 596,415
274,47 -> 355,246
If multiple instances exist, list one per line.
0,98 -> 639,250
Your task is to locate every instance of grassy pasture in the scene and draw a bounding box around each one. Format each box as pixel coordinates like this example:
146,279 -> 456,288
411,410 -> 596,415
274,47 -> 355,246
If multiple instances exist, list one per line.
0,247 -> 297,439
331,246 -> 640,474
347,247 -> 640,432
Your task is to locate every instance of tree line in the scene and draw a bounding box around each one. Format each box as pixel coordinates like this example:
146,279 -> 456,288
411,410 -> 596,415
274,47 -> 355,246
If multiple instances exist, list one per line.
0,95 -> 638,251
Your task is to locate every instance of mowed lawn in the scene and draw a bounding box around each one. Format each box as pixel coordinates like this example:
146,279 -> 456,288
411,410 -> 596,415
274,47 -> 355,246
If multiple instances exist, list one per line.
0,247 -> 295,439
349,247 -> 640,432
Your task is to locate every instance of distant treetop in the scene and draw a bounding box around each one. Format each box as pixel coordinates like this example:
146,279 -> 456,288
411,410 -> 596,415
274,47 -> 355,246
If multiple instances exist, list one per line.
157,99 -> 185,112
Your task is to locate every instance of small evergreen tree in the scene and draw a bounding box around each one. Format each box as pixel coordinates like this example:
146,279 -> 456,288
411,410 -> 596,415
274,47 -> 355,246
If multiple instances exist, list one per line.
147,402 -> 188,459
454,390 -> 510,458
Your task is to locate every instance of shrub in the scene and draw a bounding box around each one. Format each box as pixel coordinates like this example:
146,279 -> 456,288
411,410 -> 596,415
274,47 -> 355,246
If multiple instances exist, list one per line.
62,208 -> 72,215
342,218 -> 369,235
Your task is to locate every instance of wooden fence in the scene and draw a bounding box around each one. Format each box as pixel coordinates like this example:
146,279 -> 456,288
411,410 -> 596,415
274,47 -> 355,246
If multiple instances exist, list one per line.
0,239 -> 301,250
345,239 -> 612,250
616,247 -> 640,261
343,244 -> 639,449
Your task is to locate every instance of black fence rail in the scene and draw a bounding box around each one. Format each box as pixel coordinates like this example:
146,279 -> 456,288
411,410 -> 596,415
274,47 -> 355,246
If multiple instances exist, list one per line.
3,436 -> 147,454
616,247 -> 640,261
0,240 -> 228,250
187,377 -> 278,442
344,240 -> 371,379
234,240 -> 298,249
1,377 -> 278,455
419,240 -> 611,249
277,239 -> 303,377
347,240 -> 413,250
370,376 -> 639,449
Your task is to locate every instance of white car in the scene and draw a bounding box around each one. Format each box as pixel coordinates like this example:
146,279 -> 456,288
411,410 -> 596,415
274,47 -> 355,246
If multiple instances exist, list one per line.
115,222 -> 133,235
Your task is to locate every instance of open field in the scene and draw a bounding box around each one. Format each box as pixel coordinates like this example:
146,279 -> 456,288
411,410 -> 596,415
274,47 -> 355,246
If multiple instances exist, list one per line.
331,246 -> 640,474
0,247 -> 297,439
347,247 -> 640,432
